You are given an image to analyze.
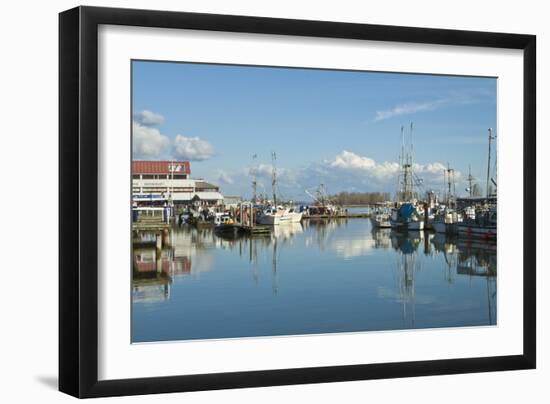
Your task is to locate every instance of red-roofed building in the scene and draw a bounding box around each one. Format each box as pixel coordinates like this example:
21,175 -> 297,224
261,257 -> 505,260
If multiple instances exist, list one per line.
132,160 -> 224,209
132,161 -> 190,178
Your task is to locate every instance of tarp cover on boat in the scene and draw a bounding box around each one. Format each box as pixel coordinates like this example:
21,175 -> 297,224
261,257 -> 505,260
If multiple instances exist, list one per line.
399,203 -> 416,220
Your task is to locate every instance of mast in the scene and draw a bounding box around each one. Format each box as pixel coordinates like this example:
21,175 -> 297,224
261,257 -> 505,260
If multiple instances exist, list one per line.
397,122 -> 417,202
447,163 -> 451,205
486,128 -> 494,200
409,122 -> 414,168
271,151 -> 277,206
397,125 -> 405,201
443,168 -> 447,203
452,168 -> 456,202
405,122 -> 415,201
446,163 -> 455,207
251,154 -> 257,203
467,164 -> 474,197
400,125 -> 405,169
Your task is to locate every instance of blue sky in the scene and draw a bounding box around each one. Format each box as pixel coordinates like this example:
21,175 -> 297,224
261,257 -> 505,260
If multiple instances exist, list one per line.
132,60 -> 497,200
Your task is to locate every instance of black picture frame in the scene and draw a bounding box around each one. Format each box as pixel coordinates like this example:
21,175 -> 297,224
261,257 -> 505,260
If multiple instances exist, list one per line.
59,5 -> 536,398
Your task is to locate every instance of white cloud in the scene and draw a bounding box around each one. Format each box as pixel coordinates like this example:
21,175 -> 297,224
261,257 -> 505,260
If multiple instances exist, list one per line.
248,163 -> 293,180
297,151 -> 459,197
134,110 -> 165,125
328,150 -> 399,181
250,163 -> 275,177
132,121 -> 170,158
173,135 -> 214,161
374,99 -> 447,121
131,113 -> 215,162
215,170 -> 234,185
204,151 -> 459,200
374,88 -> 494,122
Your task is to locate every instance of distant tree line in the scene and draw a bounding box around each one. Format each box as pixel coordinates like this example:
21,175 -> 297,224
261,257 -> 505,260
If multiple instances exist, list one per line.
330,191 -> 392,206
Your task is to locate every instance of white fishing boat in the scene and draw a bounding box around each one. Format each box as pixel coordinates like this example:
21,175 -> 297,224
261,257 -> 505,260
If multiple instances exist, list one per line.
372,213 -> 392,228
256,152 -> 303,225
430,164 -> 462,234
431,209 -> 462,234
257,206 -> 303,225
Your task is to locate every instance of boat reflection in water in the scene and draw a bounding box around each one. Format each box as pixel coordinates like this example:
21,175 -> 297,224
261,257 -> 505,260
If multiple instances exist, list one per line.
132,219 -> 497,342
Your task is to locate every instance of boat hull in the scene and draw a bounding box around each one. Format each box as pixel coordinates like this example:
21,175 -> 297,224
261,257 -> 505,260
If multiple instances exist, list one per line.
257,212 -> 303,225
391,220 -> 425,231
408,221 -> 424,231
432,221 -> 446,234
457,224 -> 496,240
214,224 -> 242,237
372,215 -> 392,228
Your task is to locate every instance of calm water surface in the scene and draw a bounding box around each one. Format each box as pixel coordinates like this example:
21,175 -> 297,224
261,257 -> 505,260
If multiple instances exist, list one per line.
132,219 -> 496,342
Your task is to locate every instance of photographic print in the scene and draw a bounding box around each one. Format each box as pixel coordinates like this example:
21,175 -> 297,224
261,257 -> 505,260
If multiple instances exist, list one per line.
131,61 -> 497,343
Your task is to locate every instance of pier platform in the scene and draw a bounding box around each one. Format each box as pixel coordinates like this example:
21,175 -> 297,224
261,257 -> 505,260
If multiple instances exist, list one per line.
214,224 -> 272,237
132,215 -> 170,231
302,213 -> 370,220
241,225 -> 272,235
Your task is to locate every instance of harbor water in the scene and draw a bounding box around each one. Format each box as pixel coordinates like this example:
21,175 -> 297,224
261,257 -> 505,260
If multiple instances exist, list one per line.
132,218 -> 496,342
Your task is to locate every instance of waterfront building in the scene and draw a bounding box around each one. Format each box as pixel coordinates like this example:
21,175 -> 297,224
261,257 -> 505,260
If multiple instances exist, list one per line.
132,160 -> 224,208
223,195 -> 242,209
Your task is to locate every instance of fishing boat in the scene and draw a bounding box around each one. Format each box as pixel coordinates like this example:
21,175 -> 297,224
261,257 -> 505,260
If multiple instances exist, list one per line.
430,164 -> 463,234
256,151 -> 303,225
390,203 -> 425,231
371,212 -> 392,228
257,206 -> 303,225
390,123 -> 426,231
432,209 -> 462,234
457,207 -> 496,240
457,129 -> 497,240
303,184 -> 341,217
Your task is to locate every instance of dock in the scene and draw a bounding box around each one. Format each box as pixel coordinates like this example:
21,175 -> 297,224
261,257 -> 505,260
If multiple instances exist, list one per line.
240,225 -> 272,235
132,215 -> 172,263
302,213 -> 370,220
214,223 -> 272,238
132,215 -> 170,231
